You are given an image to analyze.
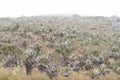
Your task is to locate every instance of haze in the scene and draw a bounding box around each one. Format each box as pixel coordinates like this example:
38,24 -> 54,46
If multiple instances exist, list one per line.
0,0 -> 120,17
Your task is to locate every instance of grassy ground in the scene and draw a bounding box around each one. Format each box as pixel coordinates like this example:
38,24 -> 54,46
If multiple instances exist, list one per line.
0,67 -> 119,80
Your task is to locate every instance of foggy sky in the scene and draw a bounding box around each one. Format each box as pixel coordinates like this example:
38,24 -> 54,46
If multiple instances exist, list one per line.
0,0 -> 120,17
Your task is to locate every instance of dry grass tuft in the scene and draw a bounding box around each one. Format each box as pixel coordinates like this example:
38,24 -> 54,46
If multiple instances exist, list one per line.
0,67 -> 119,80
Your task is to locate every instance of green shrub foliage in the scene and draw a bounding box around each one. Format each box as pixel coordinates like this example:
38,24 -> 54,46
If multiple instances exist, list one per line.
0,44 -> 23,55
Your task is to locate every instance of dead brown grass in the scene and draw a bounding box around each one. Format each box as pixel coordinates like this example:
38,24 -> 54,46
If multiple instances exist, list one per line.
0,67 -> 119,80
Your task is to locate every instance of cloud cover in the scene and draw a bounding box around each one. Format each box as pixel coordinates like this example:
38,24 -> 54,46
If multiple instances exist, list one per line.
0,0 -> 120,17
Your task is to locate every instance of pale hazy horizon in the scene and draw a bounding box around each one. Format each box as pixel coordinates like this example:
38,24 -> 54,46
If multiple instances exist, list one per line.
0,0 -> 120,18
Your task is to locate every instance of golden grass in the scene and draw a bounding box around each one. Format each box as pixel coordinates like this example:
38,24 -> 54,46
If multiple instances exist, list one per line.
108,58 -> 115,64
0,67 -> 119,80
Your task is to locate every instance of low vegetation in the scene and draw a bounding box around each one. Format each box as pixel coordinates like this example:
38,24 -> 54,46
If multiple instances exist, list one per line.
0,44 -> 23,55
0,15 -> 120,80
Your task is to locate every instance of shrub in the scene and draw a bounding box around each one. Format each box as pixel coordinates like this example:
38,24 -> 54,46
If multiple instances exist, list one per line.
89,50 -> 99,56
55,48 -> 62,53
104,61 -> 111,68
55,47 -> 72,56
115,61 -> 120,67
0,44 -> 23,55
112,47 -> 119,52
91,35 -> 102,45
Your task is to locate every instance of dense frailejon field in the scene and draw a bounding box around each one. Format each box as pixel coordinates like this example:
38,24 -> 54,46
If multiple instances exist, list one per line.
0,15 -> 120,80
